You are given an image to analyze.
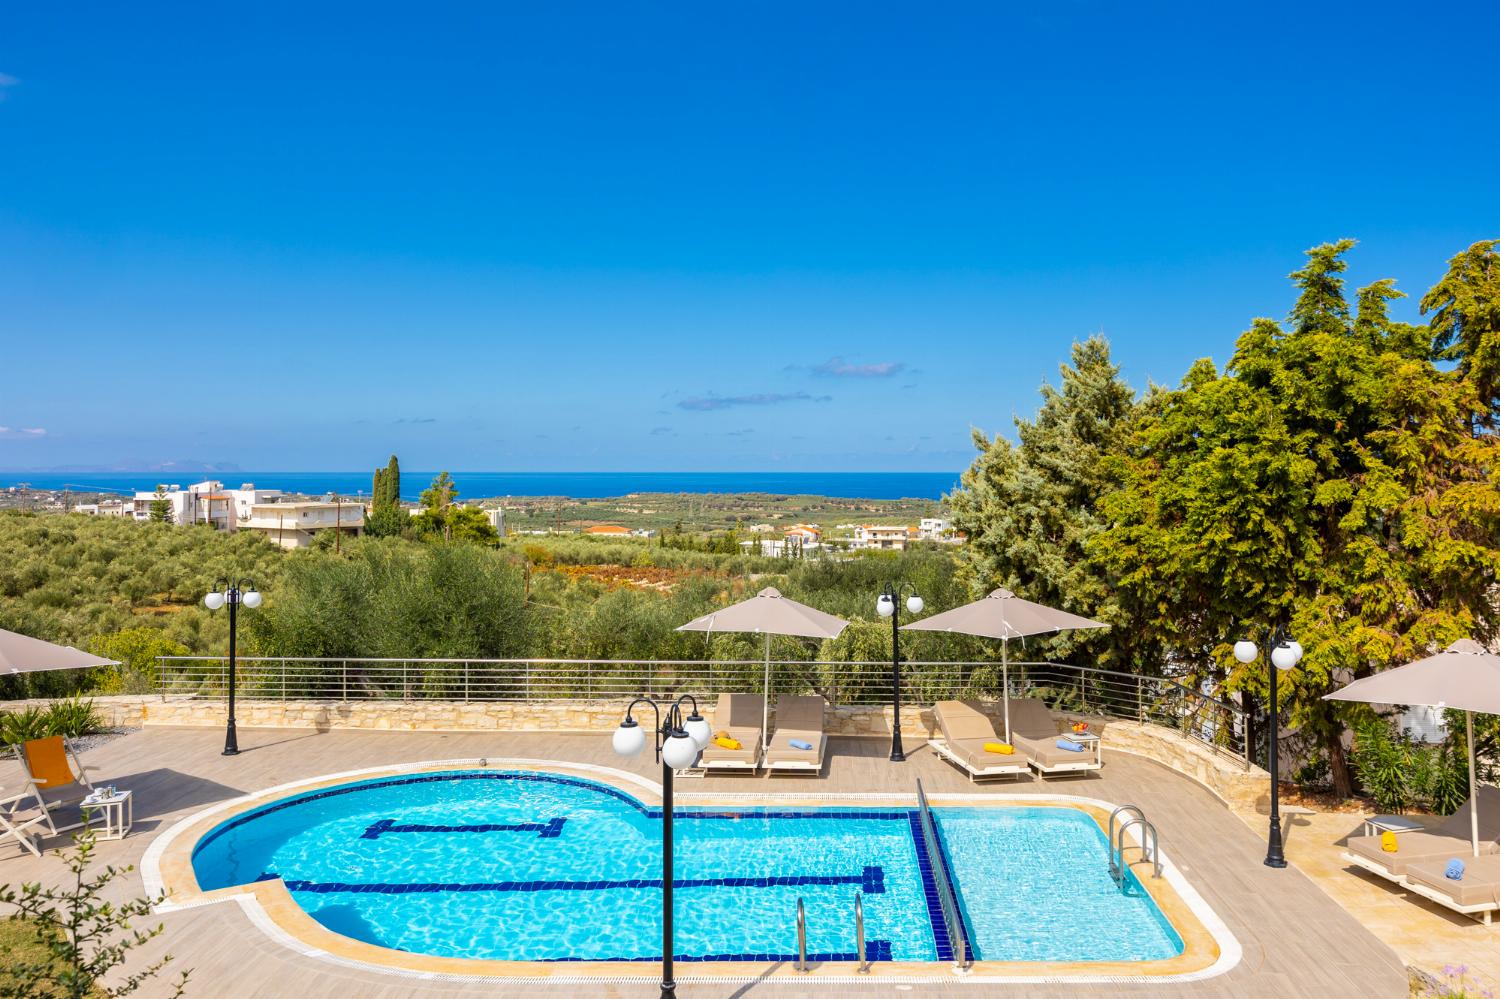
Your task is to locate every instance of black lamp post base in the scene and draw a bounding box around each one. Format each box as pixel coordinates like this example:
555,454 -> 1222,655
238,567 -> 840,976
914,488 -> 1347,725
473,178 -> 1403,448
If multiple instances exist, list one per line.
222,747 -> 240,757
1264,856 -> 1287,869
889,749 -> 905,762
659,983 -> 676,999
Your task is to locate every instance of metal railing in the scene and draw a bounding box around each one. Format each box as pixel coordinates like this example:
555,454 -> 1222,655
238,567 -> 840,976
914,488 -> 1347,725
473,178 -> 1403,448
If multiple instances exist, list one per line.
915,779 -> 970,972
153,654 -> 1249,765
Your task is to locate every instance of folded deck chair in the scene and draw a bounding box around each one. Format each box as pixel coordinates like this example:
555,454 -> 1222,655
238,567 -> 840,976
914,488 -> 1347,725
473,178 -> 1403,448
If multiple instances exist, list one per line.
1343,785 -> 1500,882
1404,854 -> 1500,925
928,700 -> 1030,782
696,693 -> 765,772
0,787 -> 48,857
10,735 -> 97,835
1006,698 -> 1102,778
764,695 -> 827,775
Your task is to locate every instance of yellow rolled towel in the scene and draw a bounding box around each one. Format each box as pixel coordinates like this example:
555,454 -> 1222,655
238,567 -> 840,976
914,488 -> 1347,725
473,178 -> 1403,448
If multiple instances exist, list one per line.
712,735 -> 742,751
1380,830 -> 1398,853
983,741 -> 1015,755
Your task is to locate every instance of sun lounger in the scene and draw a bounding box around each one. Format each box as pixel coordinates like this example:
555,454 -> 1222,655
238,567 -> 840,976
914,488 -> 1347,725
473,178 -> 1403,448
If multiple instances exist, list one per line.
763,695 -> 827,775
928,700 -> 1031,782
9,735 -> 97,835
1344,832 -> 1499,878
695,693 -> 764,772
1404,854 -> 1500,925
1005,698 -> 1102,777
1342,786 -> 1500,883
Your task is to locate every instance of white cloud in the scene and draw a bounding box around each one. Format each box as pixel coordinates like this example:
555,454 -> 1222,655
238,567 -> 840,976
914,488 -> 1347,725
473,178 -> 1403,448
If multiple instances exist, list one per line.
0,426 -> 46,439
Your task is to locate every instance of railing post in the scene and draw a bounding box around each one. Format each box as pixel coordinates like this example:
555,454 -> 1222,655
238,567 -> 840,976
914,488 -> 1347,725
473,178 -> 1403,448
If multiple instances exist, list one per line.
403,662 -> 409,701
1136,676 -> 1144,722
524,659 -> 531,702
342,660 -> 348,702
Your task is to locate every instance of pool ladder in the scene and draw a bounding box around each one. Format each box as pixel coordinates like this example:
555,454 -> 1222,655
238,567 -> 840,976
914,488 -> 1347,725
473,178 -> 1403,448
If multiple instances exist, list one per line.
793,893 -> 871,974
1108,804 -> 1162,887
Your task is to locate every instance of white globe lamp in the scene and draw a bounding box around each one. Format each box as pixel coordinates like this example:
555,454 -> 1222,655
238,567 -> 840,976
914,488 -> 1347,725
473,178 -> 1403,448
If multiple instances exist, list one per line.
242,589 -> 262,609
1271,642 -> 1299,671
876,594 -> 895,618
1232,639 -> 1257,664
204,590 -> 225,611
906,594 -> 924,614
612,718 -> 647,757
683,711 -> 712,749
661,731 -> 700,770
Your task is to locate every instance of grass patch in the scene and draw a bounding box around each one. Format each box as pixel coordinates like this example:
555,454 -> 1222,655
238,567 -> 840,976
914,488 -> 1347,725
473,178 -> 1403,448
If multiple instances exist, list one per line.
0,916 -> 102,997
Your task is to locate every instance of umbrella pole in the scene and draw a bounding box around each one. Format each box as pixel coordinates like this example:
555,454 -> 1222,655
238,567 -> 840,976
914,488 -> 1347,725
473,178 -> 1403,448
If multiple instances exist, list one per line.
763,632 -> 771,754
1468,710 -> 1480,859
1002,637 -> 1011,744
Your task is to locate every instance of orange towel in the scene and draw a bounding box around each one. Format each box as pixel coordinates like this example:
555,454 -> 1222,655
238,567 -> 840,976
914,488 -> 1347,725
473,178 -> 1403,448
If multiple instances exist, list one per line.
712,735 -> 742,751
1380,830 -> 1398,853
24,736 -> 76,790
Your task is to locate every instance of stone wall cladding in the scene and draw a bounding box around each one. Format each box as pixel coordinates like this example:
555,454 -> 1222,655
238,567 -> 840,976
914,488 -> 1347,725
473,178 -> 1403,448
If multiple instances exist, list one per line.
1,693 -> 1267,810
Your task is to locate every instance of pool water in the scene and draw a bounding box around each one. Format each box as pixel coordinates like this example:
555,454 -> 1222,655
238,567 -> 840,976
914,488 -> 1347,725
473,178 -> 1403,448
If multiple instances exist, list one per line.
191,770 -> 1183,963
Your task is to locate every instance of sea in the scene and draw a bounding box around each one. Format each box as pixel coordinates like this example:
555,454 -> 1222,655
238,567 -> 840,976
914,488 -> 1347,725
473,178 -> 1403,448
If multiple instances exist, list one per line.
0,471 -> 961,502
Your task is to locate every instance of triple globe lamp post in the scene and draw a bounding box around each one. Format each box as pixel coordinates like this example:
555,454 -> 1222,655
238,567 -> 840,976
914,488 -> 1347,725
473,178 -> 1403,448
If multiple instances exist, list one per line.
611,695 -> 712,999
1233,630 -> 1304,869
203,578 -> 261,757
875,583 -> 923,762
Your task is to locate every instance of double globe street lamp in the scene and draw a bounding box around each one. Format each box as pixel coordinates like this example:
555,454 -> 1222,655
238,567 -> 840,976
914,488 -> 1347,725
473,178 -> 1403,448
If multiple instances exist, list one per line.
875,583 -> 923,762
1233,631 -> 1304,868
612,695 -> 712,999
204,578 -> 261,757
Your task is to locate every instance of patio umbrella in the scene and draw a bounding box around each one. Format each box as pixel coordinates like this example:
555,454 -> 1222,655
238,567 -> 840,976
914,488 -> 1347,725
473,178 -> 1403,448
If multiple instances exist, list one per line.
1324,638 -> 1500,857
901,588 -> 1107,743
0,628 -> 117,675
676,587 -> 849,752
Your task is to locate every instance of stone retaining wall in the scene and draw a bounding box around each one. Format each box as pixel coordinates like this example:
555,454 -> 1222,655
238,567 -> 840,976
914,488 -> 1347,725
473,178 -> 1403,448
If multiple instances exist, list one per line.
2,693 -> 1268,810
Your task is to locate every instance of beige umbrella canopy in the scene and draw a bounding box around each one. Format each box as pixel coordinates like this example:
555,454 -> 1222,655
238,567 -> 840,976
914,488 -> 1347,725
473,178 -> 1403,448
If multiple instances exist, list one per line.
902,587 -> 1107,742
0,628 -> 117,675
676,587 -> 849,752
1324,638 -> 1500,857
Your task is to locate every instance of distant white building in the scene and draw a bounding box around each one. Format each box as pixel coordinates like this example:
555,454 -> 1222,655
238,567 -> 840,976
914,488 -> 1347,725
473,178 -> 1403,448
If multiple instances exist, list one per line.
484,507 -> 505,534
241,501 -> 364,549
128,481 -> 285,528
919,517 -> 955,542
852,524 -> 916,551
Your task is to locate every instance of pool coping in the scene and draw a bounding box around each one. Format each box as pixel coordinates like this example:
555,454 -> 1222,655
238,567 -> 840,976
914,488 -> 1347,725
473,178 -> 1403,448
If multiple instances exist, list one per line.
142,757 -> 1242,986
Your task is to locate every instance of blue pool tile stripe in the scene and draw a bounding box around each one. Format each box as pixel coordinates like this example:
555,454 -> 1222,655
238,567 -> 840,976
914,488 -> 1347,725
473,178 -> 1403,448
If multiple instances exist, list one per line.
360,816 -> 566,840
905,810 -> 953,962
257,865 -> 886,896
540,939 -> 895,964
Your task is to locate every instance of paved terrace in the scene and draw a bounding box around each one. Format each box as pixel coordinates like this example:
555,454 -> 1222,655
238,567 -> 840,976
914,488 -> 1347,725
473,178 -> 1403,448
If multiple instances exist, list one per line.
0,727 -> 1407,999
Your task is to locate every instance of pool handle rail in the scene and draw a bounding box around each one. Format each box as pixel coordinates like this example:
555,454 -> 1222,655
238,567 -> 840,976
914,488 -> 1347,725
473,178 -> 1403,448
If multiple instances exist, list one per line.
855,891 -> 869,973
795,897 -> 808,973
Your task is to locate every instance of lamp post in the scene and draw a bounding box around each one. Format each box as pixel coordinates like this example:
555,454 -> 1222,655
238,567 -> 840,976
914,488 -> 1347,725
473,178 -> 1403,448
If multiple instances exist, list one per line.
1233,630 -> 1303,868
875,583 -> 924,762
204,578 -> 262,756
612,695 -> 712,999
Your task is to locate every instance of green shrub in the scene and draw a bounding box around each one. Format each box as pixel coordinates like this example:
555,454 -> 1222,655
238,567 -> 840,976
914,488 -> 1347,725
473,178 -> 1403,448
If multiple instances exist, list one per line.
44,696 -> 103,738
0,706 -> 52,745
1350,719 -> 1413,813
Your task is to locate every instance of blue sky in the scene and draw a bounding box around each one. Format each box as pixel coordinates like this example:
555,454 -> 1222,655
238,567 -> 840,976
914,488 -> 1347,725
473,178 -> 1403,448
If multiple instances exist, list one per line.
3,2 -> 1497,473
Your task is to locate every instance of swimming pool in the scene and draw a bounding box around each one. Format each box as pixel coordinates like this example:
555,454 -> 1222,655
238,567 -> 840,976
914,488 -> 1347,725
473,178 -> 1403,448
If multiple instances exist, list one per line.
188,768 -> 1183,965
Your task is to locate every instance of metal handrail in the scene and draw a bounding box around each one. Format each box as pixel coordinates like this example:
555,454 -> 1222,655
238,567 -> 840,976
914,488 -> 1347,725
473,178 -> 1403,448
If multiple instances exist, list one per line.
795,897 -> 808,973
151,654 -> 1248,765
1107,804 -> 1147,880
1111,816 -> 1162,884
914,779 -> 970,972
854,892 -> 869,973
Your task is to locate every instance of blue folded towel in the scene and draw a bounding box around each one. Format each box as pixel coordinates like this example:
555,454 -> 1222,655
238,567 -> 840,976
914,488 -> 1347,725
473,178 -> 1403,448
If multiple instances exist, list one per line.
789,738 -> 813,751
1057,738 -> 1085,752
1445,858 -> 1466,881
